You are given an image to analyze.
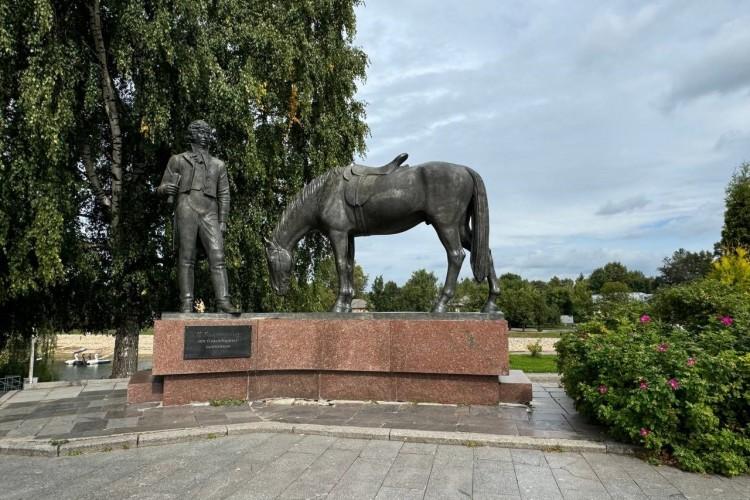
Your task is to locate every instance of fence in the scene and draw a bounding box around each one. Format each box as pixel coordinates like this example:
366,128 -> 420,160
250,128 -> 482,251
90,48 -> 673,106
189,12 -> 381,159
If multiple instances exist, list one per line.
0,375 -> 22,394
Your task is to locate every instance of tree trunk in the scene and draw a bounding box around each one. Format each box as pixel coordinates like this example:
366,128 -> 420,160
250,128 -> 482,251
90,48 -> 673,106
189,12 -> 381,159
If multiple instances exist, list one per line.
110,319 -> 139,378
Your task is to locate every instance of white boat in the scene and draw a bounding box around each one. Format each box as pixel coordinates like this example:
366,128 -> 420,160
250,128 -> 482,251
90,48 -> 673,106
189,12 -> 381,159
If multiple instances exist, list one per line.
86,353 -> 111,366
64,349 -> 87,366
64,350 -> 111,366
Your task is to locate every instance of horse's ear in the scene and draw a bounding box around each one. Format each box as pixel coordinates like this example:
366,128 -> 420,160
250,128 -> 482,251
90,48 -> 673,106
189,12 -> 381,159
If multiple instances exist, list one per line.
263,236 -> 272,246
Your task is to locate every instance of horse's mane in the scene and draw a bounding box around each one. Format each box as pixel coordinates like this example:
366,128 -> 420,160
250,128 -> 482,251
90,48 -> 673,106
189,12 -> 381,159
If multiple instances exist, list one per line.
273,166 -> 344,240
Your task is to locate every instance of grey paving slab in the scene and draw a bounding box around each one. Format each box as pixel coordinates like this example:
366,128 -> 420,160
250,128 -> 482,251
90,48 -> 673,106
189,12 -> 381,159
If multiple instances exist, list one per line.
424,462 -> 474,499
511,448 -> 545,466
226,451 -> 320,499
280,448 -> 359,499
5,417 -> 51,437
582,453 -> 649,499
475,446 -> 513,462
434,443 -> 475,465
474,458 -> 519,498
330,437 -> 370,451
545,452 -> 611,499
360,438 -> 404,459
515,463 -> 564,499
105,416 -> 139,429
328,457 -> 395,499
375,486 -> 426,499
383,452 -> 433,490
401,441 -> 438,455
288,433 -> 336,455
655,463 -> 748,500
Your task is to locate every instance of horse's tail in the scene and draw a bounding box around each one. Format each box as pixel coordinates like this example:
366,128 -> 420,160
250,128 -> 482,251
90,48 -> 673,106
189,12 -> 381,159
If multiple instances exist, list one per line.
467,167 -> 491,282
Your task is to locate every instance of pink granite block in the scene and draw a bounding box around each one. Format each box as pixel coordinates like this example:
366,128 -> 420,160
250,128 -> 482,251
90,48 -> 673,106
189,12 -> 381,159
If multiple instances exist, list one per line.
249,371 -> 319,400
319,372 -> 396,401
498,369 -> 533,404
395,373 -> 500,405
390,319 -> 508,376
319,320 -> 391,372
127,369 -> 163,404
255,319 -> 323,371
153,319 -> 257,376
162,372 -> 248,406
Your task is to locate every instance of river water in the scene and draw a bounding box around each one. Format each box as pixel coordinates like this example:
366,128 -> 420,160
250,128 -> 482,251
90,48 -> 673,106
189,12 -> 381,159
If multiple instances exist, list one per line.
47,355 -> 153,382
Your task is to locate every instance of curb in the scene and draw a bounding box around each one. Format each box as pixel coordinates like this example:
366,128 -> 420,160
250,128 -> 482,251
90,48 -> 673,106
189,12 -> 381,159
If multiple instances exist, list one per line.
20,378 -> 131,391
0,422 -> 637,458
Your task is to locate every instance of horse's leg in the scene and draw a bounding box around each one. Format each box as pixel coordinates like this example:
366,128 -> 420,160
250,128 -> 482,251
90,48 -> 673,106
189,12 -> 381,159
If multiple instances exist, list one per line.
346,234 -> 355,312
329,231 -> 353,313
483,251 -> 501,313
433,224 -> 464,313
461,224 -> 500,313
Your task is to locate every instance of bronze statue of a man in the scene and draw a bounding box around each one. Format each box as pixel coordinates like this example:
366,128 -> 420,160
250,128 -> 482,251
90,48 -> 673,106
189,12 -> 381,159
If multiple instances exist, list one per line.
158,120 -> 239,313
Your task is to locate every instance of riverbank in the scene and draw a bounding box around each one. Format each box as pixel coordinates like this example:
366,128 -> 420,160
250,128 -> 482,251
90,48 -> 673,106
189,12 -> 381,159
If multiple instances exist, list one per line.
54,334 -> 551,357
55,334 -> 153,357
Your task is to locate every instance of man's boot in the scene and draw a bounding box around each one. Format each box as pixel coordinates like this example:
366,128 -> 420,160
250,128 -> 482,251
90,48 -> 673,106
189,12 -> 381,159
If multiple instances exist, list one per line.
211,265 -> 239,314
178,263 -> 195,313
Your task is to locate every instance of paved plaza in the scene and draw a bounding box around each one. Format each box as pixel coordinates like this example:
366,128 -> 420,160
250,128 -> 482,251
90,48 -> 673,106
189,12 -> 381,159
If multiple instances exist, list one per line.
2,432 -> 749,499
1,380 -> 748,499
0,380 -> 603,442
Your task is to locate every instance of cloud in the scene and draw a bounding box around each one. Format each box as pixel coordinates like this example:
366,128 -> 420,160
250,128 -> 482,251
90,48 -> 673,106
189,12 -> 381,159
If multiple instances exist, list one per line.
663,18 -> 750,109
596,196 -> 650,216
349,1 -> 746,285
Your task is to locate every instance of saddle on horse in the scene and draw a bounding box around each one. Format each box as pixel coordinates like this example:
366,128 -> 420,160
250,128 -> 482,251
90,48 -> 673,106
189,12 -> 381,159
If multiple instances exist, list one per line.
343,153 -> 409,232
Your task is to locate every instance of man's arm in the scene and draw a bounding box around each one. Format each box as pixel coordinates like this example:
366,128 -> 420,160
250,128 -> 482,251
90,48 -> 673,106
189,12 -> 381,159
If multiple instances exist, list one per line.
217,162 -> 230,230
157,155 -> 180,196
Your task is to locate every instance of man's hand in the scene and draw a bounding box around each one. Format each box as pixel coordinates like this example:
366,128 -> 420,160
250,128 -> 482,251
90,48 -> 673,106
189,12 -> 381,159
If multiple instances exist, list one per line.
220,222 -> 227,233
162,183 -> 179,196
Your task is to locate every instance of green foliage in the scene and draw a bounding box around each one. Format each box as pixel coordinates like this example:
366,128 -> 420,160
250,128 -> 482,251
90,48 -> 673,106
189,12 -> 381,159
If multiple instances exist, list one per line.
658,248 -> 713,285
399,269 -> 438,312
0,0 -> 369,370
557,278 -> 750,476
710,248 -> 750,290
720,163 -> 750,250
599,281 -> 630,299
509,354 -> 557,373
589,262 -> 654,294
527,340 -> 543,357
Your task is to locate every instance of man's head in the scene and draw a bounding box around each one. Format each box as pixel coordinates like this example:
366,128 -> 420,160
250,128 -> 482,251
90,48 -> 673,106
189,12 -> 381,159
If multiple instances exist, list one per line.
187,120 -> 213,148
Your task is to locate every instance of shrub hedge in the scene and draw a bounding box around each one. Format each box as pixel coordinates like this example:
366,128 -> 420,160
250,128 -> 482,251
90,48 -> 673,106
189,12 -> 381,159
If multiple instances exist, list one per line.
556,279 -> 750,476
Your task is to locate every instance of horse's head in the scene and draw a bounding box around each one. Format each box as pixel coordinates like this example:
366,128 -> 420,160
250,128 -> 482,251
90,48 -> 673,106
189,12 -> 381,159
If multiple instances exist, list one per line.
264,237 -> 292,295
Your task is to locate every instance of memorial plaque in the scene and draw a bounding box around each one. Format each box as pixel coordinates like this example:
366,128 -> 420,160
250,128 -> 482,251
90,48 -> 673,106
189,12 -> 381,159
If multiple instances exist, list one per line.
184,325 -> 251,359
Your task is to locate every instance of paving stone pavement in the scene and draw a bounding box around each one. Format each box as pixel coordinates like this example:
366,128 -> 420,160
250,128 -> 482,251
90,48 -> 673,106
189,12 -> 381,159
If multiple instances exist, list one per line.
0,382 -> 605,442
1,432 -> 748,499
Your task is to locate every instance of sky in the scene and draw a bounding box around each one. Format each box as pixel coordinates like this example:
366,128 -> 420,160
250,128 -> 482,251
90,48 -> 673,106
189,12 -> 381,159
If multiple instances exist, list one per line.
349,0 -> 750,285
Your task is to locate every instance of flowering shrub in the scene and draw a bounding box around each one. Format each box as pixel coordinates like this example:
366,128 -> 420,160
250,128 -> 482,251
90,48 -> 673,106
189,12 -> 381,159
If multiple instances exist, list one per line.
527,340 -> 543,357
556,279 -> 750,476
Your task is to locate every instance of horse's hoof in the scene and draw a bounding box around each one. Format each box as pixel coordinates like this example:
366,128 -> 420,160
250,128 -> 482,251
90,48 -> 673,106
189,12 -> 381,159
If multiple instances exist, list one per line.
331,304 -> 347,313
432,303 -> 447,313
481,301 -> 500,314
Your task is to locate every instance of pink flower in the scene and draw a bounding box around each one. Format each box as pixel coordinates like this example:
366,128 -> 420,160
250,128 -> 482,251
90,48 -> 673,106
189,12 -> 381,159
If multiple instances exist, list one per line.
658,343 -> 669,352
639,379 -> 649,390
640,428 -> 651,437
667,378 -> 680,390
640,314 -> 651,323
598,384 -> 608,394
720,316 -> 734,326
687,357 -> 696,367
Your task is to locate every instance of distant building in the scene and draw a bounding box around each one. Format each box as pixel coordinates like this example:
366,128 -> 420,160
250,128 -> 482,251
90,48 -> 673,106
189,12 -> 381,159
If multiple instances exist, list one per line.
592,292 -> 653,302
351,298 -> 368,313
560,315 -> 575,326
450,295 -> 470,312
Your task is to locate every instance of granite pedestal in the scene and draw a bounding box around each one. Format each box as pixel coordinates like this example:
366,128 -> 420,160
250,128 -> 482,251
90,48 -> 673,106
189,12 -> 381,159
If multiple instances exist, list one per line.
128,313 -> 531,406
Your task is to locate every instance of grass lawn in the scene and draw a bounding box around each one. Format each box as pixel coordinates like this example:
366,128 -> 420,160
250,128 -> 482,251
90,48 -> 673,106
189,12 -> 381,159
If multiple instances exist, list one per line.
509,354 -> 558,373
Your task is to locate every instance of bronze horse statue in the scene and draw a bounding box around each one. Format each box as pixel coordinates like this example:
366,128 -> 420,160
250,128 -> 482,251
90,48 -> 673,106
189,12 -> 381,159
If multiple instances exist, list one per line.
265,154 -> 501,313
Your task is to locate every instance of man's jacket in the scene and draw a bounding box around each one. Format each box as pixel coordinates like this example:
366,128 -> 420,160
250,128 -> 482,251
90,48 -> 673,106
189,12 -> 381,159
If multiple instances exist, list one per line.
158,150 -> 230,223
